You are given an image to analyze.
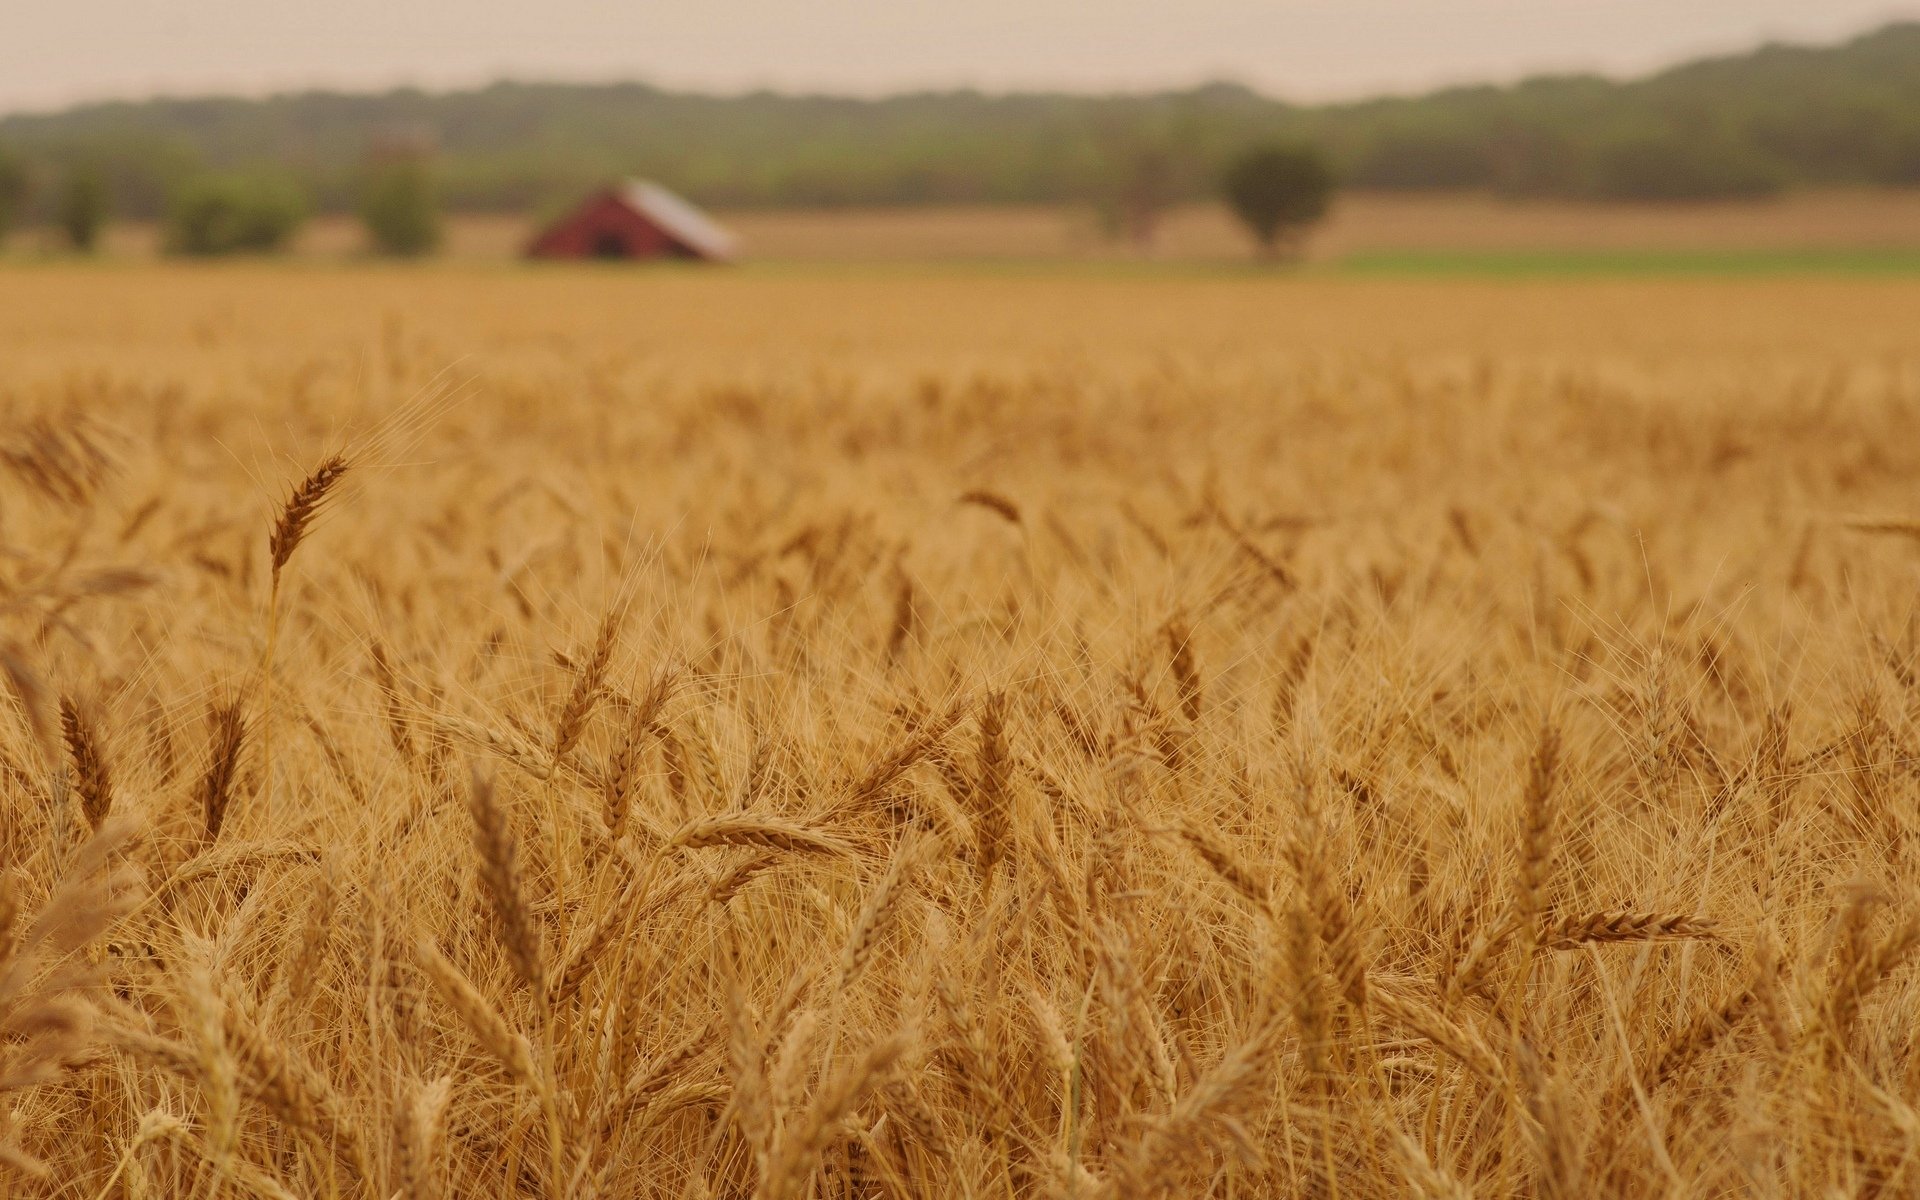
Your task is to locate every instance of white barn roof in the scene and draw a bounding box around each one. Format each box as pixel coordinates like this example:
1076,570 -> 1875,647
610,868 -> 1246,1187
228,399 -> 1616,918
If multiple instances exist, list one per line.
619,180 -> 738,261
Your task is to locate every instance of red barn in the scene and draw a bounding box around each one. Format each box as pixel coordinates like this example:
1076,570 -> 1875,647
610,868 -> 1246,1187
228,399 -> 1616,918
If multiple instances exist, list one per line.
526,180 -> 738,262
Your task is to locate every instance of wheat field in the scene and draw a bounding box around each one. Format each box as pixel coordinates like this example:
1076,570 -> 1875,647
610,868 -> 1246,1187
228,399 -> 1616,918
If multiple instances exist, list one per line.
6,266 -> 1920,1197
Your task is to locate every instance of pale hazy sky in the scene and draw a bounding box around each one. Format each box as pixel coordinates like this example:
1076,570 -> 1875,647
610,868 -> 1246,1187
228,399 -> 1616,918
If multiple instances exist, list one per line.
4,1 -> 1914,114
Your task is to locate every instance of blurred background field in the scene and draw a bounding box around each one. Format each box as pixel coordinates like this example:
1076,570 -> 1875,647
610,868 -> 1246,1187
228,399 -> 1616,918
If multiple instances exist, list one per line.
11,263 -> 1920,383
17,188 -> 1920,271
9,22 -> 1920,273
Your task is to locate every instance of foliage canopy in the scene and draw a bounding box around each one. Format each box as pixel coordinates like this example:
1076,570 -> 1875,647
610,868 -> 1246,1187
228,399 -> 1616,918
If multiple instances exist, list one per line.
358,158 -> 442,256
1222,144 -> 1334,252
165,172 -> 307,256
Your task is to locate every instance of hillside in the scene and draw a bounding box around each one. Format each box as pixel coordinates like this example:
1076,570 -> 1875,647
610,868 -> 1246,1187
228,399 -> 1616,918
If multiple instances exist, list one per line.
3,22 -> 1920,216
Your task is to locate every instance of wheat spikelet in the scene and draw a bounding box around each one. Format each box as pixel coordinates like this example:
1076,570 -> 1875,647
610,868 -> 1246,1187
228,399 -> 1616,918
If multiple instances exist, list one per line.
1514,1035 -> 1585,1200
1288,764 -> 1367,1012
268,452 -> 349,581
956,489 -> 1022,526
466,767 -> 545,994
765,1032 -> 908,1200
552,601 -> 624,760
838,840 -> 924,992
436,714 -> 554,780
24,813 -> 140,953
1752,930 -> 1797,1053
282,867 -> 335,1006
198,695 -> 248,842
218,973 -> 374,1179
0,642 -> 54,758
740,730 -> 775,807
415,941 -> 541,1087
971,692 -> 1012,882
0,873 -> 19,978
91,1109 -> 189,1200
770,1008 -> 823,1115
1164,619 -> 1203,722
551,862 -> 701,1005
602,664 -> 676,836
1841,516 -> 1920,541
1386,1126 -> 1475,1200
1111,1034 -> 1268,1200
1179,823 -> 1268,909
1823,912 -> 1920,1052
1515,724 -> 1561,947
1283,903 -> 1329,1078
59,695 -> 112,831
1213,503 -> 1297,594
1448,915 -> 1520,1003
1370,983 -> 1506,1087
845,702 -> 961,809
0,412 -> 116,505
706,850 -> 782,904
180,953 -> 239,1180
369,638 -> 417,762
884,568 -> 917,664
1650,988 -> 1755,1088
1539,910 -> 1719,951
397,1074 -> 454,1200
597,1031 -> 709,1141
879,1079 -> 950,1164
299,708 -> 369,806
725,983 -> 774,1177
667,814 -> 853,857
1023,984 -> 1075,1085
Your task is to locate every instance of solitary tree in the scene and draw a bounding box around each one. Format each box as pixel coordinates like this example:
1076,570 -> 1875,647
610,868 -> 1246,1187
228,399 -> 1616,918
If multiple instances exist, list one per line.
1222,144 -> 1334,259
358,155 -> 442,257
58,168 -> 108,253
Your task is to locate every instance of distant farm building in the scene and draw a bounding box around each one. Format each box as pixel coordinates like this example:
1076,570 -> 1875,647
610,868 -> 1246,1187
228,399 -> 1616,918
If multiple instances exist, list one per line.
526,180 -> 737,262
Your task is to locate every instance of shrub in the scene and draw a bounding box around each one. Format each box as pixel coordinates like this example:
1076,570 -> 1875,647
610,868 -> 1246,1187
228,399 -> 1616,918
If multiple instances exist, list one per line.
166,173 -> 307,256
58,168 -> 108,253
358,158 -> 442,257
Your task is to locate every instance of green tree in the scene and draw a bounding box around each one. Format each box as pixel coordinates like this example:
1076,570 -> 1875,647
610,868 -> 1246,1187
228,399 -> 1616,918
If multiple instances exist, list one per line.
1222,144 -> 1334,258
358,156 -> 442,256
58,168 -> 108,253
165,173 -> 307,256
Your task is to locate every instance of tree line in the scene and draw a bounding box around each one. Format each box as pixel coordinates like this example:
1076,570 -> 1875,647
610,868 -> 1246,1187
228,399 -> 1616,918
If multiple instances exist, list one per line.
0,20 -> 1916,248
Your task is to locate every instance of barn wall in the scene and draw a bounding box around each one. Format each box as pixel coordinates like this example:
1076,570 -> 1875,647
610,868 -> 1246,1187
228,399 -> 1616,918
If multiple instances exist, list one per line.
527,193 -> 693,259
